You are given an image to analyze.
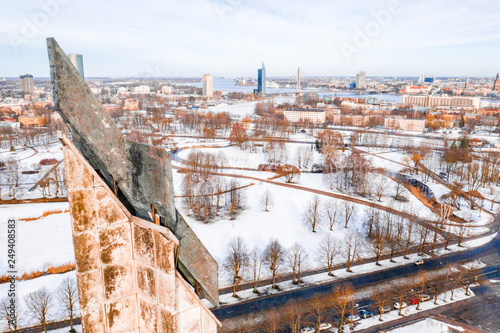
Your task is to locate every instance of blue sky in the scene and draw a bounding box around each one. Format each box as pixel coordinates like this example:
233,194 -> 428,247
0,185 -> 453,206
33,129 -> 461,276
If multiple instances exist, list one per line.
1,0 -> 500,78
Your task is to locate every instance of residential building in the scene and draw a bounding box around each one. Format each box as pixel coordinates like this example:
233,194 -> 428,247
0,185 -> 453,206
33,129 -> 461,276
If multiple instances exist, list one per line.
283,107 -> 326,124
384,117 -> 426,132
399,86 -> 432,94
402,95 -> 480,108
124,98 -> 139,110
162,86 -> 174,95
202,74 -> 214,98
19,74 -> 34,95
18,115 -> 46,127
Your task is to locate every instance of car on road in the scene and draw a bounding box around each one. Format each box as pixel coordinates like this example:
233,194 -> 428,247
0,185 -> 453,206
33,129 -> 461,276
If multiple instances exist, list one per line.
419,294 -> 431,302
301,328 -> 315,333
409,298 -> 418,305
394,302 -> 408,309
318,323 -> 332,331
379,305 -> 391,314
415,259 -> 424,265
359,309 -> 374,318
346,314 -> 361,322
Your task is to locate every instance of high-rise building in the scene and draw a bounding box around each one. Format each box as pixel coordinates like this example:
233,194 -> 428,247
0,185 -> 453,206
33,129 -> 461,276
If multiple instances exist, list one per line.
254,62 -> 266,96
202,74 -> 213,98
19,74 -> 34,95
68,53 -> 84,78
356,71 -> 366,89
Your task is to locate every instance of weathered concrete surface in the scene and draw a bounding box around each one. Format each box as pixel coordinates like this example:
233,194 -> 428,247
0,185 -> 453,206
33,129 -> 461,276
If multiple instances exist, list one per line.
62,134 -> 220,332
47,37 -> 218,306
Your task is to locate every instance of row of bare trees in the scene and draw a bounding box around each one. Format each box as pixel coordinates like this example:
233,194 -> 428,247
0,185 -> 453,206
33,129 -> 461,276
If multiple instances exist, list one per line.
302,196 -> 357,232
222,231 -> 364,297
0,277 -> 78,333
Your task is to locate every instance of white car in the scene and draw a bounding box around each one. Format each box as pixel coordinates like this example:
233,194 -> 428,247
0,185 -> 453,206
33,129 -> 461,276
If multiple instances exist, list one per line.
301,328 -> 315,333
415,259 -> 424,265
346,314 -> 361,322
394,302 -> 408,309
419,294 -> 431,302
319,323 -> 333,331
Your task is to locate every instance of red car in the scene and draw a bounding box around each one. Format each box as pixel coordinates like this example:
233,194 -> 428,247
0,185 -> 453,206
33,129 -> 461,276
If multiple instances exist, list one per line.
409,298 -> 418,305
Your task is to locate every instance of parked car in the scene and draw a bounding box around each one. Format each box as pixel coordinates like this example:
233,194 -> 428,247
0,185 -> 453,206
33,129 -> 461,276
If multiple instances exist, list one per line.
346,314 -> 361,322
318,323 -> 333,331
394,302 -> 407,310
301,328 -> 315,333
409,298 -> 418,305
380,305 -> 391,314
419,294 -> 431,302
359,309 -> 374,318
414,259 -> 424,266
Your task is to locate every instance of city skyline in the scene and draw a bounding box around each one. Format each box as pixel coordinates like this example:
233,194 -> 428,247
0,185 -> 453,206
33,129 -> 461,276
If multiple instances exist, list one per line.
2,0 -> 500,78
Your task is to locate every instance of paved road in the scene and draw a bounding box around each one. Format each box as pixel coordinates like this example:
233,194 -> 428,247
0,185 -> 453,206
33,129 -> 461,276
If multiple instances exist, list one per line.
212,230 -> 500,321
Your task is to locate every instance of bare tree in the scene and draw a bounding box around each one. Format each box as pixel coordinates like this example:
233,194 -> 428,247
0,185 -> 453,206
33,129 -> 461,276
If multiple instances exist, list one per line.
343,231 -> 362,272
385,216 -> 402,263
24,288 -> 53,333
56,277 -> 79,331
324,199 -> 339,231
283,301 -> 303,333
317,234 -> 338,276
296,146 -> 313,169
446,266 -> 461,301
223,237 -> 250,297
417,224 -> 429,256
430,222 -> 440,254
263,309 -> 283,333
250,247 -> 262,294
303,195 -> 322,232
375,175 -> 387,201
263,238 -> 285,289
393,281 -> 409,316
457,223 -> 470,247
343,201 -> 355,228
307,295 -> 329,332
364,206 -> 379,238
369,217 -> 385,266
261,189 -> 274,212
276,164 -> 301,183
6,157 -> 20,199
330,283 -> 356,332
394,181 -> 403,200
0,297 -> 23,333
464,262 -> 481,296
403,216 -> 415,259
414,271 -> 430,310
287,243 -> 308,285
372,288 -> 391,322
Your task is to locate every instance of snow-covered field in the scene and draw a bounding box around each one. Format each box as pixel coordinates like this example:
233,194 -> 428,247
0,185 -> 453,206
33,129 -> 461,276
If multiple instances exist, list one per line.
0,203 -> 74,275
